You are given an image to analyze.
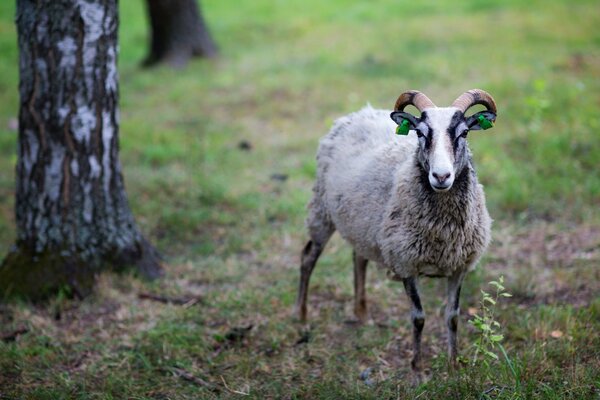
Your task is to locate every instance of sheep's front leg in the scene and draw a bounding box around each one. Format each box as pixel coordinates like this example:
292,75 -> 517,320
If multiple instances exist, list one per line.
403,277 -> 425,373
353,251 -> 368,322
445,271 -> 466,368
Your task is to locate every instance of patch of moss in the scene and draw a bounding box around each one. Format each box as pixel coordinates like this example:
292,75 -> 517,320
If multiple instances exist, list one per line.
0,245 -> 96,302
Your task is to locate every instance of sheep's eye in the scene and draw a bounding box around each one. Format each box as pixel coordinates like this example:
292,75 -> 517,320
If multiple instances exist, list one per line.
459,129 -> 469,139
415,130 -> 424,138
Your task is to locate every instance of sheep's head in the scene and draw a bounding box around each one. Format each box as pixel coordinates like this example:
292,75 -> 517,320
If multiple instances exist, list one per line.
390,89 -> 497,192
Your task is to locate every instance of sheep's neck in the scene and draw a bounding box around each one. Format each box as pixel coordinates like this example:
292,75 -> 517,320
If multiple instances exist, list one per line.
412,159 -> 476,226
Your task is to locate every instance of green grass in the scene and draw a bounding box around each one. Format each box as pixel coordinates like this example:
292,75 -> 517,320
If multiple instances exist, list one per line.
1,0 -> 600,398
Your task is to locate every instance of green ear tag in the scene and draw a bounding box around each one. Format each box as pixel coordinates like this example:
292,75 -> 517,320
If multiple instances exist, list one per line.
478,114 -> 494,130
396,119 -> 410,135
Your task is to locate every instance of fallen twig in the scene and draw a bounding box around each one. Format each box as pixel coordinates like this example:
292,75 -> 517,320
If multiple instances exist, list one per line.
167,367 -> 219,393
138,292 -> 203,306
1,327 -> 28,342
220,375 -> 250,396
482,385 -> 506,396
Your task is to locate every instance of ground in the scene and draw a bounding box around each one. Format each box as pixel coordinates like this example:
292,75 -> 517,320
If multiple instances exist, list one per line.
0,0 -> 599,398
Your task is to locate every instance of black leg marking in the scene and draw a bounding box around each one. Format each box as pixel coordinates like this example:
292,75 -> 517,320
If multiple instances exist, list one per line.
403,277 -> 425,373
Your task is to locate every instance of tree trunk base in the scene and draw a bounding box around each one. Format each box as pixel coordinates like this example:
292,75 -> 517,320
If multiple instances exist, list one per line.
108,238 -> 164,280
143,0 -> 218,68
0,240 -> 163,302
142,49 -> 216,69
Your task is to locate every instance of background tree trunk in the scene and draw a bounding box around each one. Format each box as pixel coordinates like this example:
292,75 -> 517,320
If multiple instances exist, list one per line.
144,0 -> 218,67
0,0 -> 163,300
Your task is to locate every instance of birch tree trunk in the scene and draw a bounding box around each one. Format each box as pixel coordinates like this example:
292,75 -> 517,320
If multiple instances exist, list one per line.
143,0 -> 217,67
0,0 -> 163,300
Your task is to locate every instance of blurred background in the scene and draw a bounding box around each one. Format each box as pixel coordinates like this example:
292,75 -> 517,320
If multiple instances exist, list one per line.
0,0 -> 599,398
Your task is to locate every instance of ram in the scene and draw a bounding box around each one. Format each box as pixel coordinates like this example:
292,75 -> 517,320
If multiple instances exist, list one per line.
295,89 -> 497,373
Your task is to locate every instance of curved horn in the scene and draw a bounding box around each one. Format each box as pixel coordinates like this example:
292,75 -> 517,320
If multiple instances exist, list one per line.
452,89 -> 497,114
394,90 -> 436,112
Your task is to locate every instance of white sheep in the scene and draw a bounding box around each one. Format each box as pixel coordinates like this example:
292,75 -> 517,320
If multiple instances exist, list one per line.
295,89 -> 497,373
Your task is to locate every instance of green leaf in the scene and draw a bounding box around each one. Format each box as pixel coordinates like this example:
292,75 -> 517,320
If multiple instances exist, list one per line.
470,319 -> 484,330
490,334 -> 504,342
483,297 -> 496,305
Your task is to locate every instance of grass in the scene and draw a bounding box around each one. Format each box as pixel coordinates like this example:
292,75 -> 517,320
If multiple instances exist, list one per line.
1,0 -> 600,398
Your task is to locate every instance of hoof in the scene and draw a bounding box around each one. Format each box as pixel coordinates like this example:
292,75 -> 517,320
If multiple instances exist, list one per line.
411,370 -> 426,386
354,308 -> 368,324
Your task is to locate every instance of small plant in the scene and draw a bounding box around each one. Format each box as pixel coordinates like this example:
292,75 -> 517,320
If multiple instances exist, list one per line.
469,276 -> 519,382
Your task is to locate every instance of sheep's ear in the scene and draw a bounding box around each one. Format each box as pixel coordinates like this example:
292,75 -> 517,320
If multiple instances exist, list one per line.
390,111 -> 419,135
466,111 -> 496,131
390,111 -> 419,127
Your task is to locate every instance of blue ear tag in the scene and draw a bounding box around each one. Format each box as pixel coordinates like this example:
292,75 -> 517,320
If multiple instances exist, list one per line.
396,119 -> 410,135
477,114 -> 494,130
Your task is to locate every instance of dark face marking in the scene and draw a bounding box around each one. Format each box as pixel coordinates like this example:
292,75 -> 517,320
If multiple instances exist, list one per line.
448,111 -> 472,176
391,107 -> 476,192
447,111 -> 465,141
415,111 -> 432,152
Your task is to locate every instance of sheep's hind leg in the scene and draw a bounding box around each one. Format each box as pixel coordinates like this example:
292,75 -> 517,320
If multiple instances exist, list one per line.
353,251 -> 369,323
403,277 -> 425,374
295,189 -> 335,323
295,236 -> 331,322
445,271 -> 466,369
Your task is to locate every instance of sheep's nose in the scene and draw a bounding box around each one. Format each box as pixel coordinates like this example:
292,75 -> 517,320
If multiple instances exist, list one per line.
432,172 -> 451,184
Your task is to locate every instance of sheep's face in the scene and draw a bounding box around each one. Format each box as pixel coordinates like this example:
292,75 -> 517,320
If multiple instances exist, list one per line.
391,107 -> 496,192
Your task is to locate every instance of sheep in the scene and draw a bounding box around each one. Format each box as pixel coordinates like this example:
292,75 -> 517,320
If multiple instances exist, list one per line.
294,89 -> 497,373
